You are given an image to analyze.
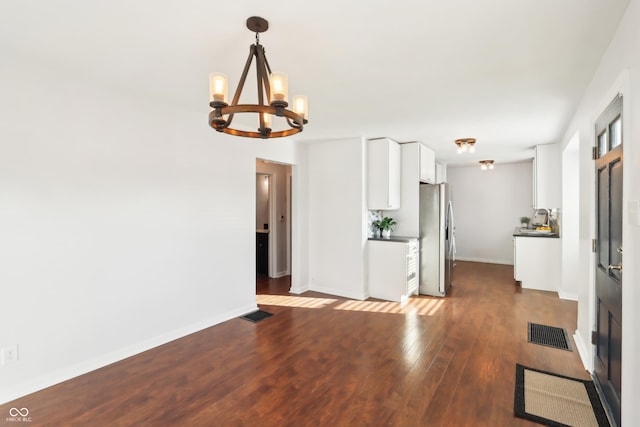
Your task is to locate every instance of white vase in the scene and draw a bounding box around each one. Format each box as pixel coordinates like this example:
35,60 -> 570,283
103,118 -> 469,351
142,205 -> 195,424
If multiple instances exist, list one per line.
382,229 -> 391,239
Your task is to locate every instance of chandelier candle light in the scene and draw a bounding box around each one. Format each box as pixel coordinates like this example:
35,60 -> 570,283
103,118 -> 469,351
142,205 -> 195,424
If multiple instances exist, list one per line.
209,17 -> 308,139
455,138 -> 476,154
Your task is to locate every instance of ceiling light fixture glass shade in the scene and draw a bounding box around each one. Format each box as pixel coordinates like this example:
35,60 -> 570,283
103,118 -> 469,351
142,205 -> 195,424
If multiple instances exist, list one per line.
208,17 -> 308,139
479,160 -> 495,170
455,138 -> 476,154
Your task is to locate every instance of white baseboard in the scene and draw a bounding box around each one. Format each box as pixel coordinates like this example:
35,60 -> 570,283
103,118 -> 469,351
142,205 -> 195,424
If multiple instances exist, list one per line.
273,270 -> 289,278
289,283 -> 309,294
0,303 -> 258,405
573,330 -> 593,372
455,256 -> 513,265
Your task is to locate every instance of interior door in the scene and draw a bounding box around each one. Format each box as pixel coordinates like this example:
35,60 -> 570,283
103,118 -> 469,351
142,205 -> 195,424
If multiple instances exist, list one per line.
594,95 -> 623,427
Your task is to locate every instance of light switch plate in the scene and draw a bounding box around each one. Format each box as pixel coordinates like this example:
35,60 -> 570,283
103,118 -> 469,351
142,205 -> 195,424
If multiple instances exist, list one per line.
1,345 -> 19,365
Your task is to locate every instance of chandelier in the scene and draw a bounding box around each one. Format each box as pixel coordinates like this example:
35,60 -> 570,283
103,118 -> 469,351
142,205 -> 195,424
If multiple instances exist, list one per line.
208,17 -> 308,139
479,160 -> 495,170
455,138 -> 476,154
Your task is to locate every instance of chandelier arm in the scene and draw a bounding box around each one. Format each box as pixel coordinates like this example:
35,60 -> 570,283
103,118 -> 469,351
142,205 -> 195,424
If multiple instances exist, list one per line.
254,47 -> 268,131
255,45 -> 272,104
222,44 -> 258,128
230,45 -> 257,107
262,47 -> 273,75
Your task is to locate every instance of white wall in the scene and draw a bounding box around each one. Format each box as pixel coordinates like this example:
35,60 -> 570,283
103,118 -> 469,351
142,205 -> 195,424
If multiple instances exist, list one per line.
560,134 -> 580,301
0,54 -> 301,403
447,161 -> 533,265
559,1 -> 640,423
306,138 -> 368,300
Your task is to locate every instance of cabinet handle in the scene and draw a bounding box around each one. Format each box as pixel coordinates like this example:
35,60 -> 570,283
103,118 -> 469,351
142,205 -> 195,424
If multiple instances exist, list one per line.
608,264 -> 622,272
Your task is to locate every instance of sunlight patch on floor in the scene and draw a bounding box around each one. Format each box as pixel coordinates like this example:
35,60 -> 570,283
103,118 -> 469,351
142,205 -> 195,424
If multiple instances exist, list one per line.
405,298 -> 445,316
257,294 -> 338,308
333,297 -> 445,316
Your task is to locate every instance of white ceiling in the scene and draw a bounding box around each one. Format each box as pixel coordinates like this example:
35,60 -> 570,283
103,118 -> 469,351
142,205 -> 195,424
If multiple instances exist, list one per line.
0,0 -> 629,165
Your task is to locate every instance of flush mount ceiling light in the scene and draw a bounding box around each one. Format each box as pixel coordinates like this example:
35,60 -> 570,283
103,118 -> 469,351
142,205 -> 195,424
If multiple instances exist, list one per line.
208,17 -> 308,139
479,160 -> 495,170
455,138 -> 476,154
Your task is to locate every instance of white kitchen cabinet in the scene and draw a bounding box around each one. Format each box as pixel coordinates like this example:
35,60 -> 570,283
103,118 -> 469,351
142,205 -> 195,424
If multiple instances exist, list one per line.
368,239 -> 418,302
533,144 -> 561,208
514,236 -> 560,292
435,162 -> 445,184
419,144 -> 436,183
368,138 -> 401,210
385,142 -> 437,237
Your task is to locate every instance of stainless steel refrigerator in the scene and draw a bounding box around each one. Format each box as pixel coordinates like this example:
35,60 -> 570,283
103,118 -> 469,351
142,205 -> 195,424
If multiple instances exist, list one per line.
418,183 -> 455,296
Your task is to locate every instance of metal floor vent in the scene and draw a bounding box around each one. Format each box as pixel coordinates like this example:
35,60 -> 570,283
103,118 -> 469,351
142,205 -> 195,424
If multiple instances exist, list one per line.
528,323 -> 572,351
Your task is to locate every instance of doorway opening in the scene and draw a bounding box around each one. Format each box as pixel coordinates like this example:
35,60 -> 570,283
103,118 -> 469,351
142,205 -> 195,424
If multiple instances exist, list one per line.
256,159 -> 293,296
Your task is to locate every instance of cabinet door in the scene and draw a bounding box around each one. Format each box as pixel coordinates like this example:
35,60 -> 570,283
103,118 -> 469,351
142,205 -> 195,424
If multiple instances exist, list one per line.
419,144 -> 436,183
387,140 -> 401,208
514,236 -> 560,291
368,138 -> 401,210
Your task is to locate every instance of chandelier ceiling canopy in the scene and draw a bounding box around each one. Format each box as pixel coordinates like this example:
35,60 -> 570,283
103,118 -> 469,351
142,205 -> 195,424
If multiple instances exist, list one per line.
208,17 -> 308,139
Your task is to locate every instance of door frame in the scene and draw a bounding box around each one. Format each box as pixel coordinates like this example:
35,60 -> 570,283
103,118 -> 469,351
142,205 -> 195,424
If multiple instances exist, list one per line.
256,172 -> 273,276
587,72 -> 630,426
593,93 -> 623,426
255,159 -> 293,279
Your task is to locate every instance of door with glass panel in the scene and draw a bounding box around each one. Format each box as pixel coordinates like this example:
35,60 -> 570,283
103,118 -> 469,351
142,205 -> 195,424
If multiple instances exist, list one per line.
594,94 -> 622,427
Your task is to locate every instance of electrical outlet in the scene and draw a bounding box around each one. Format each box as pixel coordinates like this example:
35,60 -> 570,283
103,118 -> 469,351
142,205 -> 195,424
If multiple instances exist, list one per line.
1,345 -> 19,365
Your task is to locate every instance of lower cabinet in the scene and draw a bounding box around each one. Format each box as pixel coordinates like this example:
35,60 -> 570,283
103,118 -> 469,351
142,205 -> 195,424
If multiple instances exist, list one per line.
514,236 -> 560,292
368,239 -> 418,302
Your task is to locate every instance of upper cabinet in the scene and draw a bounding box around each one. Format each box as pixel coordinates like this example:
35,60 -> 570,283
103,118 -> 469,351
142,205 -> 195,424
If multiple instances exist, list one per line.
435,162 -> 445,184
368,138 -> 401,210
419,143 -> 436,183
533,144 -> 561,208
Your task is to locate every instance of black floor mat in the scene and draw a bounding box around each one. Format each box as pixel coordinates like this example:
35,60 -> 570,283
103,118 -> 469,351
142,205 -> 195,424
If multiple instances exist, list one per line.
240,310 -> 273,323
528,322 -> 572,351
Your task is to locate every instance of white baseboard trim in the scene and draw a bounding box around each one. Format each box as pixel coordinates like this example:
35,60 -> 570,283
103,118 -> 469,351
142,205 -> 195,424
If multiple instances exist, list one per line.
573,330 -> 593,372
289,283 -> 309,295
310,285 -> 367,301
0,303 -> 258,405
558,290 -> 579,301
273,270 -> 289,279
455,256 -> 513,265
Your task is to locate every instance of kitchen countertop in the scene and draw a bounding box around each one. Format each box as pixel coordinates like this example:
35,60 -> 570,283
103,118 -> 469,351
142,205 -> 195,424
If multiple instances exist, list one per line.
513,227 -> 559,238
368,236 -> 418,243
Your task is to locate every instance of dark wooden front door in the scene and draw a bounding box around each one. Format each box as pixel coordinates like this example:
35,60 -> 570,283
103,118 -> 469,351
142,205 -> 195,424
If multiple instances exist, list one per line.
594,95 -> 623,426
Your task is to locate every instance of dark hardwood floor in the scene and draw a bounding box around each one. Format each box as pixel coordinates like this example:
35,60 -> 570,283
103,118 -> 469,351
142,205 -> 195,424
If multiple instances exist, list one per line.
1,262 -> 587,426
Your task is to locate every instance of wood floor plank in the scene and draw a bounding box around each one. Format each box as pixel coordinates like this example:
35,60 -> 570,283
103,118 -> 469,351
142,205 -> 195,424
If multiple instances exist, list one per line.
1,262 -> 587,426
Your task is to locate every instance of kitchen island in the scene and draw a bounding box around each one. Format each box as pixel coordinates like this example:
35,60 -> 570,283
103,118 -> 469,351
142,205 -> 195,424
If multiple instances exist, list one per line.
513,228 -> 560,292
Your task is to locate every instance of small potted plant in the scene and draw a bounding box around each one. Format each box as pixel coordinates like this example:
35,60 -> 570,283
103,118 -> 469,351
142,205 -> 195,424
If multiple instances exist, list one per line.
373,217 -> 397,238
520,216 -> 531,229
